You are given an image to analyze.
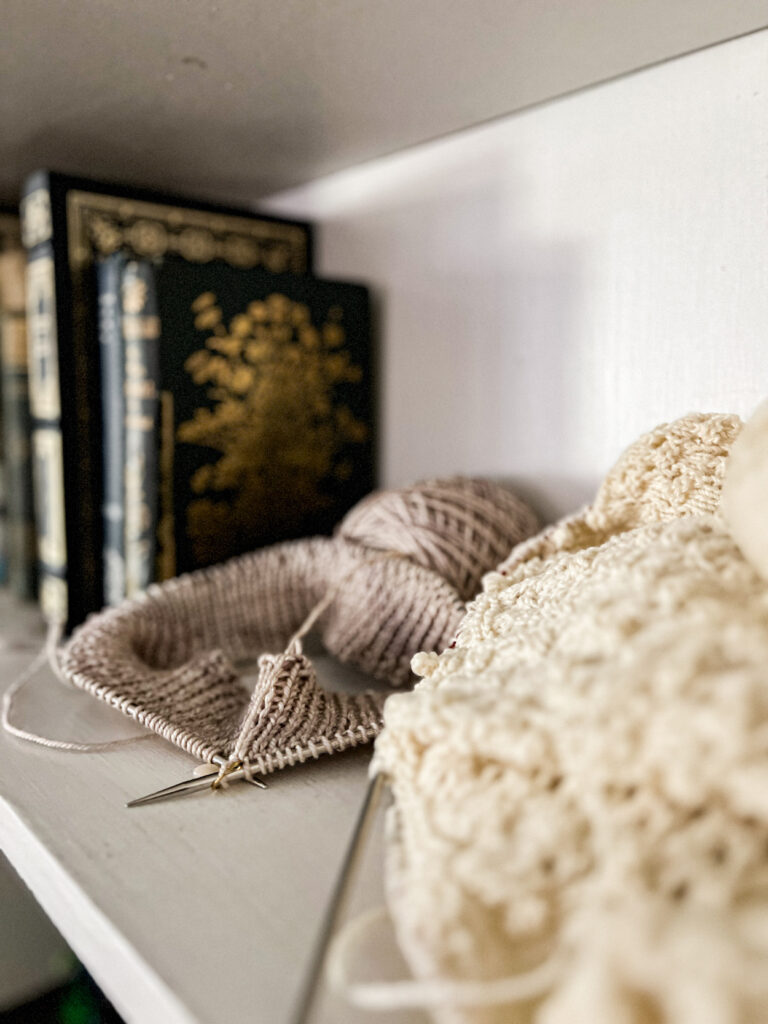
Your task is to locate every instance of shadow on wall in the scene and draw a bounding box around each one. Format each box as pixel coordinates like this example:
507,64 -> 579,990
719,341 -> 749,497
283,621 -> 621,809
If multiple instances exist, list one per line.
314,159 -> 592,519
497,473 -> 599,527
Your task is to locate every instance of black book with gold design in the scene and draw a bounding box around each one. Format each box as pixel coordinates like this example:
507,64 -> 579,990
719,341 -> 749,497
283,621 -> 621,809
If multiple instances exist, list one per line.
150,257 -> 373,580
20,170 -> 313,629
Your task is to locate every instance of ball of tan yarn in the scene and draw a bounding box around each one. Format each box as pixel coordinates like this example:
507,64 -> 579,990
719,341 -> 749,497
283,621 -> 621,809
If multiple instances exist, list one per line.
338,477 -> 539,601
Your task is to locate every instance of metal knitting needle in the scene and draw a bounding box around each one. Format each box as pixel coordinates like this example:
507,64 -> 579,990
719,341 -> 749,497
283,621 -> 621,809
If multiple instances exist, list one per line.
292,774 -> 385,1024
127,755 -> 267,808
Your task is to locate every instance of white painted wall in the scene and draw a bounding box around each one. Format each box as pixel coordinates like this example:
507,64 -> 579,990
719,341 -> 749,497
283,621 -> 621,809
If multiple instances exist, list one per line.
265,28 -> 768,521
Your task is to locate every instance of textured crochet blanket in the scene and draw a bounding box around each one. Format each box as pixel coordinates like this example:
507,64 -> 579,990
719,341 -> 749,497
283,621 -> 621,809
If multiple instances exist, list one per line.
374,411 -> 768,1024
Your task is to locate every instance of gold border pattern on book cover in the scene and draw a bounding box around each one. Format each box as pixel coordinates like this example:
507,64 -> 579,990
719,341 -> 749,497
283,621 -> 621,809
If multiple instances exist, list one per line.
67,191 -> 309,274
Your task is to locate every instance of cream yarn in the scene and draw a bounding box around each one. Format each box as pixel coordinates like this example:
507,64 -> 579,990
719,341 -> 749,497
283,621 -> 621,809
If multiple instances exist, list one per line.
722,399 -> 768,582
374,411 -> 768,1024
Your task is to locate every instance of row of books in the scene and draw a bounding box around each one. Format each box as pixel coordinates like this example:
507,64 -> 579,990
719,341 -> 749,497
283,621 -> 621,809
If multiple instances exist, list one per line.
1,171 -> 374,632
0,214 -> 36,600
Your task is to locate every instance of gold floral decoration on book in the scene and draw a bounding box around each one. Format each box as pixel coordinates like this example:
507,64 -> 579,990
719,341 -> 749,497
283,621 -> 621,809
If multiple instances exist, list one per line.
176,291 -> 368,565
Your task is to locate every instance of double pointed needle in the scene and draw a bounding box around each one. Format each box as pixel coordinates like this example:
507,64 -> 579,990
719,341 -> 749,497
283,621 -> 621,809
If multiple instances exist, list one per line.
127,756 -> 267,808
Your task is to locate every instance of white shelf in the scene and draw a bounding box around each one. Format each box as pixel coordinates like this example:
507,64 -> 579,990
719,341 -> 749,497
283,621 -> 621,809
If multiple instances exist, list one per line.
2,1 -> 767,205
0,591 -> 378,1024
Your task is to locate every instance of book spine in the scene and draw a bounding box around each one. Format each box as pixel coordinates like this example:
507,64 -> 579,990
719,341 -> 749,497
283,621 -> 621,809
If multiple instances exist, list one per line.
123,260 -> 160,598
0,248 -> 37,599
0,361 -> 6,587
97,254 -> 126,605
21,179 -> 68,624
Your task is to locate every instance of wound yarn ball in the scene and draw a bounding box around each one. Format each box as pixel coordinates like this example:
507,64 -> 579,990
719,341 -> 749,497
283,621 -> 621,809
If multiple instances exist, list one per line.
337,477 -> 539,601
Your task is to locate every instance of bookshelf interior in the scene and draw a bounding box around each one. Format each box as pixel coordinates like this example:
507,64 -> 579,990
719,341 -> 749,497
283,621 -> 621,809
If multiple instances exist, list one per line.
2,5 -> 768,1022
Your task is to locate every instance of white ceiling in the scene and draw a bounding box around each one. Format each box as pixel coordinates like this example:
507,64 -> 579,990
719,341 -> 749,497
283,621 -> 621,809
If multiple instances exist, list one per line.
1,0 -> 767,206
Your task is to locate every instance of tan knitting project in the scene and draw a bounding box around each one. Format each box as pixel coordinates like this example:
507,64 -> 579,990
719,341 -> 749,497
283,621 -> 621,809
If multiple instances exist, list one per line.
373,412 -> 768,1024
60,477 -> 537,774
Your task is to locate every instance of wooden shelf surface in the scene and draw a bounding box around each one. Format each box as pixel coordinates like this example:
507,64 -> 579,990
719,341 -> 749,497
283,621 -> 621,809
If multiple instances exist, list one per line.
0,591 -> 377,1024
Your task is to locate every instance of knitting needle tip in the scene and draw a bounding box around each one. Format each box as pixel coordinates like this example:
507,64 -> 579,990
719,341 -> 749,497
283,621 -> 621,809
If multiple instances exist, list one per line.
126,765 -> 267,807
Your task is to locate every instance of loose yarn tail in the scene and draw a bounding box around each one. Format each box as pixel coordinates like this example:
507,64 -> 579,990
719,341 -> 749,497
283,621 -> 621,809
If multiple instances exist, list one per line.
1,619 -> 152,753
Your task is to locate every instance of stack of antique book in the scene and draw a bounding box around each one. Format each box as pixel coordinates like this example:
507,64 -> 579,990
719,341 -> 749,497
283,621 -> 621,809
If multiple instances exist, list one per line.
0,172 -> 374,631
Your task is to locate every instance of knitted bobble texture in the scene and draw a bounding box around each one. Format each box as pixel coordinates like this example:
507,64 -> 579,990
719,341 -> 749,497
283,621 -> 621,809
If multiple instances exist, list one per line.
721,399 -> 768,581
374,412 -> 768,1024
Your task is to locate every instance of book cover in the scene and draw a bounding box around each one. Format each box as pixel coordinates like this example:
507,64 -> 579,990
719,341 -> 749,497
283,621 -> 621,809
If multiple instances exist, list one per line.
152,257 -> 375,578
20,170 -> 313,629
97,252 -> 126,605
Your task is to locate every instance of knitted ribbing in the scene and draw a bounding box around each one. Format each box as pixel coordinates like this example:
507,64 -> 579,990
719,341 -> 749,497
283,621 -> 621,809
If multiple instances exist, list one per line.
372,412 -> 768,1024
60,478 -> 537,773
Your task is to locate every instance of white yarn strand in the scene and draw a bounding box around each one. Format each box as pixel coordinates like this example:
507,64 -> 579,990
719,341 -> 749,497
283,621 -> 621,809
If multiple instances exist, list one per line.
326,906 -> 562,1012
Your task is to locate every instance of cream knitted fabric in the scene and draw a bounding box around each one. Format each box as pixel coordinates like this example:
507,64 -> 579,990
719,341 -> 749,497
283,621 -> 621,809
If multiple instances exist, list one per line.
373,412 -> 768,1024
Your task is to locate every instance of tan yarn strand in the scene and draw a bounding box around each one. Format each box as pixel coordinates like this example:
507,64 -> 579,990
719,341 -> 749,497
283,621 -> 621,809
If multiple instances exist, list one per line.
2,620 -> 153,753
